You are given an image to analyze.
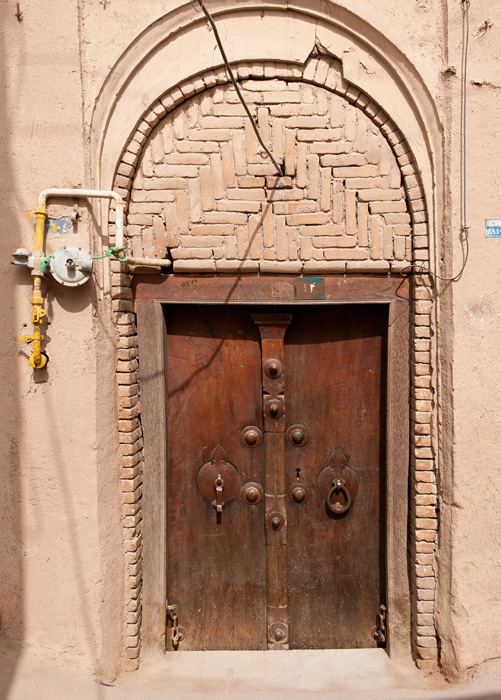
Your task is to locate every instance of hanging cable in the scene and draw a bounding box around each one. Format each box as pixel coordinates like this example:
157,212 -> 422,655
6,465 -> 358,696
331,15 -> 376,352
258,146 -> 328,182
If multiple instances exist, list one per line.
196,0 -> 284,176
402,0 -> 470,281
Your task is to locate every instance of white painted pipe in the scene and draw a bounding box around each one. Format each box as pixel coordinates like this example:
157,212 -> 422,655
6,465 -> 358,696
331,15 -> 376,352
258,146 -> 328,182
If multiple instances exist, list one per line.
39,188 -> 125,249
127,256 -> 172,266
37,188 -> 172,267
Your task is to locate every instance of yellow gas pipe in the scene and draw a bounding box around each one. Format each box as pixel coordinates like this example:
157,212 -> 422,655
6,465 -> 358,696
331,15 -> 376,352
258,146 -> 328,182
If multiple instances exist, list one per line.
18,204 -> 48,368
28,276 -> 47,368
31,204 -> 48,367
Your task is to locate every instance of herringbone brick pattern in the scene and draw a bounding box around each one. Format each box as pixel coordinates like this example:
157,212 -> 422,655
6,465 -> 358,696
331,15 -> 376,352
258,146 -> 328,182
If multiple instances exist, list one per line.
128,80 -> 412,272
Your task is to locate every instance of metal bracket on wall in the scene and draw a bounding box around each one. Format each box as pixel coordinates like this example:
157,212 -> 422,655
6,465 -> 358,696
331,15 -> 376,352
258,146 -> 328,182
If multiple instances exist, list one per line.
71,197 -> 80,224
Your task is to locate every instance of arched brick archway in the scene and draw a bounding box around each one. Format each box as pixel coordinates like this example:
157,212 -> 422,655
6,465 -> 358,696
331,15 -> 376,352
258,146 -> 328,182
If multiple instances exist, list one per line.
109,56 -> 436,669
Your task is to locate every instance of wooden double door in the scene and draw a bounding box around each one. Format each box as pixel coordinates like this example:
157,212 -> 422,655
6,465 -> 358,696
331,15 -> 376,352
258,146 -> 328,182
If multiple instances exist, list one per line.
164,303 -> 387,651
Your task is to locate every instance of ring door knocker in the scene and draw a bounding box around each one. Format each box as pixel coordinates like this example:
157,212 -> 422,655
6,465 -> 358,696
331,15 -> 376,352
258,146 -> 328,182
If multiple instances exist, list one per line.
326,477 -> 352,514
317,449 -> 359,515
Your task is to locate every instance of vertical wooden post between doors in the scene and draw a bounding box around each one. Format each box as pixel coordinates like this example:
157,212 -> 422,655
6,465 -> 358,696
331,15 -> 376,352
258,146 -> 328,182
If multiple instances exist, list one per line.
252,313 -> 292,649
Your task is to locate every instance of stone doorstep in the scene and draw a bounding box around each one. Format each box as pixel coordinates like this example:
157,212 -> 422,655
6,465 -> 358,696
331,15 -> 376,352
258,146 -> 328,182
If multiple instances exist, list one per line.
6,637 -> 501,699
122,649 -> 447,695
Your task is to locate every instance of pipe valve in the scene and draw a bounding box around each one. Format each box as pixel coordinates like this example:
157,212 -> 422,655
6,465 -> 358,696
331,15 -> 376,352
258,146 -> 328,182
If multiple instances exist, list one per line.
11,247 -> 35,268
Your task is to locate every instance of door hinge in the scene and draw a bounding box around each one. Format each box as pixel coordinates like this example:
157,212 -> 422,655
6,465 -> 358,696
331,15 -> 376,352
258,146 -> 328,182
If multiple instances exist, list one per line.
167,602 -> 185,649
374,604 -> 386,643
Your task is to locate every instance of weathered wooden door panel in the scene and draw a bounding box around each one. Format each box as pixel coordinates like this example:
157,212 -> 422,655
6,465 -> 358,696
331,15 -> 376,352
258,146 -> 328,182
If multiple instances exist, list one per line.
283,305 -> 386,649
164,303 -> 386,651
165,305 -> 266,650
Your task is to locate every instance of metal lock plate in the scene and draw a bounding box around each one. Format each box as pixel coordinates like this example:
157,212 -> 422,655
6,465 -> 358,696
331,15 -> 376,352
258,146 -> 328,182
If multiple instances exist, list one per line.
196,444 -> 240,508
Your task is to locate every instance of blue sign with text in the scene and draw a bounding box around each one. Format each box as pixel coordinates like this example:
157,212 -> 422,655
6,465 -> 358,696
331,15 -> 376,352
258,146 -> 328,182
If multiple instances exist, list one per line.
485,219 -> 501,238
45,217 -> 73,236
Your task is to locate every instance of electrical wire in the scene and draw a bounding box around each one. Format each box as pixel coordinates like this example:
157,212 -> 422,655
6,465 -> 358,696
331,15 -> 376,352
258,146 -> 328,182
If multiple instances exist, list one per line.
196,1 -> 470,276
196,0 -> 284,176
402,0 -> 470,281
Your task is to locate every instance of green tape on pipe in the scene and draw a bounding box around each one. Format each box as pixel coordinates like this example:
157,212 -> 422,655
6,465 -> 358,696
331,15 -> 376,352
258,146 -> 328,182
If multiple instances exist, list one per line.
39,255 -> 52,274
91,246 -> 127,261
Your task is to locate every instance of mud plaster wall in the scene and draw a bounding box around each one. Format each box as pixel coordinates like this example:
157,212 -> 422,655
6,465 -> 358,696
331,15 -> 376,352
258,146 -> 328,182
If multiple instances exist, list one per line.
109,59 -> 435,668
435,0 -> 501,675
0,0 -> 123,682
0,0 -> 500,683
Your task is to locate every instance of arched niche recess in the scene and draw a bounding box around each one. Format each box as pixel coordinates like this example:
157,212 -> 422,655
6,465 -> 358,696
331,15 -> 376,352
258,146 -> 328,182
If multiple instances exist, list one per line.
90,2 -> 441,670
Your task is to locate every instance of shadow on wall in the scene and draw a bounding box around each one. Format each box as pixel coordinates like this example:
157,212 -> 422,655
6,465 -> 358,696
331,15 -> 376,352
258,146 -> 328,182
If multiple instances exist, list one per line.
0,0 -> 120,688
0,2 -> 24,697
0,7 -> 106,698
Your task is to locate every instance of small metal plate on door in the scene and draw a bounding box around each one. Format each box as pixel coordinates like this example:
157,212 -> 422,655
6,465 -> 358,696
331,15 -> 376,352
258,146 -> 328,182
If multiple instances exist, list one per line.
294,277 -> 325,300
196,444 -> 240,506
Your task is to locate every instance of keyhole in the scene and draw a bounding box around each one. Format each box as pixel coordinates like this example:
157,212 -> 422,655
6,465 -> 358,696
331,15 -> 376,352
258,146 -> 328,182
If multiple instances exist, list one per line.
296,468 -> 301,480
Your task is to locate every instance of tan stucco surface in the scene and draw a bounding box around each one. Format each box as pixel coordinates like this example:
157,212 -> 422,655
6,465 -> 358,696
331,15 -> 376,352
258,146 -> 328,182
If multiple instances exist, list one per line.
0,0 -> 500,682
0,0 -> 122,680
434,0 -> 501,675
